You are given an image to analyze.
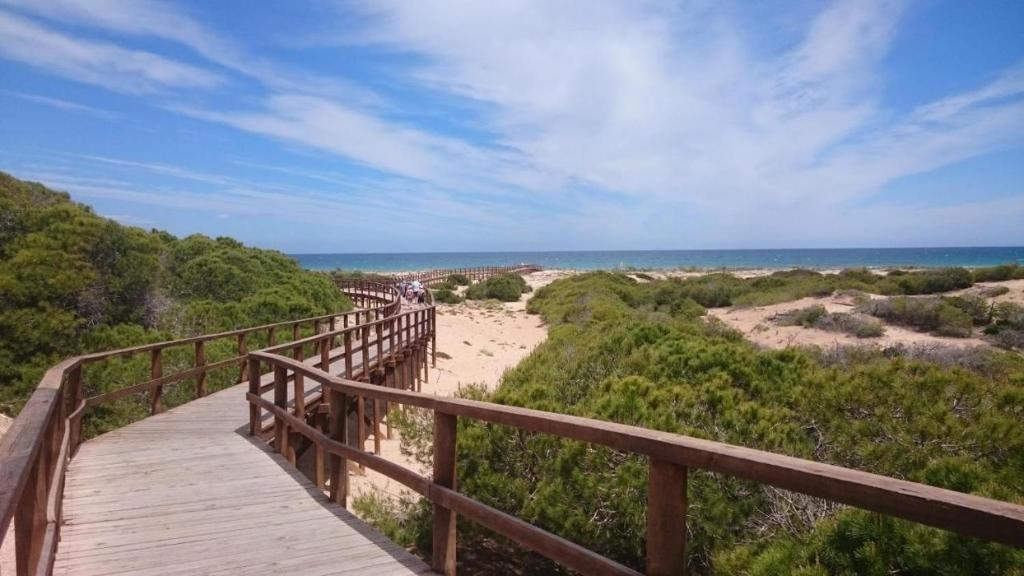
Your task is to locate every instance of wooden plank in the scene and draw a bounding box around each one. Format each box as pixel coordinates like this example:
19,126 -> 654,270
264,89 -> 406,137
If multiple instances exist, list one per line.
53,380 -> 428,576
432,412 -> 457,576
647,460 -> 687,576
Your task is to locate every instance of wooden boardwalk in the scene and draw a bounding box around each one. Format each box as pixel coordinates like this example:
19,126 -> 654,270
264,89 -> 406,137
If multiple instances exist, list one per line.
53,380 -> 431,575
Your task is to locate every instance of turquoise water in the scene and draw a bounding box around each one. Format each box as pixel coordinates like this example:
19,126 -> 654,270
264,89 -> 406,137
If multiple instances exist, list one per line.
293,247 -> 1024,272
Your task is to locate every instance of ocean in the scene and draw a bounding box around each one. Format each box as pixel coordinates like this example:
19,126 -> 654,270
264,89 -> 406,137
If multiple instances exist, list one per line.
293,247 -> 1024,272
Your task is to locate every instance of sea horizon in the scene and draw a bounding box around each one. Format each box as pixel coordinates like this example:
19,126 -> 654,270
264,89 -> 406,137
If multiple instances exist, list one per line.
293,246 -> 1024,273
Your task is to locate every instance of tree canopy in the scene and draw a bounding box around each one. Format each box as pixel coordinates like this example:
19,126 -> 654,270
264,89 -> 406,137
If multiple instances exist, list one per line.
0,172 -> 351,414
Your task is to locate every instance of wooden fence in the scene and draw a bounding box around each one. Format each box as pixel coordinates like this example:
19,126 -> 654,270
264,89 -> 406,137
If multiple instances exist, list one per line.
248,306 -> 436,487
395,264 -> 542,287
248,351 -> 1024,576
0,279 -> 399,575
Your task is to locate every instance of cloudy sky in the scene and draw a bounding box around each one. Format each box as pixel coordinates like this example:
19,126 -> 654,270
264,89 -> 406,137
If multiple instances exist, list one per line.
1,0 -> 1022,252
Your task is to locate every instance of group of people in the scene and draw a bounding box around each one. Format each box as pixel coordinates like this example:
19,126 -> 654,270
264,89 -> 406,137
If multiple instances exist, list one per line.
397,279 -> 426,304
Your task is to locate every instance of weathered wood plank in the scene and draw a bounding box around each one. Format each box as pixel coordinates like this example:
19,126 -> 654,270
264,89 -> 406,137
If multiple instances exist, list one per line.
53,382 -> 428,575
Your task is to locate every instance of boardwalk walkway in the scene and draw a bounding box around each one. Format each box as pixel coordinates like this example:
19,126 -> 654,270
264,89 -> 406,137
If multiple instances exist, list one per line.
52,301 -> 429,576
53,378 -> 429,575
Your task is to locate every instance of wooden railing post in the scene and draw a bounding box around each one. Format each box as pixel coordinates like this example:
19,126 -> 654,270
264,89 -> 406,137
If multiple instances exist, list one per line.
647,459 -> 687,576
328,388 -> 349,506
149,348 -> 163,415
194,341 -> 207,398
344,331 -> 354,379
268,326 -> 276,347
293,344 -> 305,417
431,308 -> 438,367
320,337 -> 331,372
237,333 -> 248,383
375,322 -> 384,371
361,325 -> 371,378
273,365 -> 288,456
14,447 -> 47,575
248,357 -> 261,436
68,364 -> 83,452
432,412 -> 457,575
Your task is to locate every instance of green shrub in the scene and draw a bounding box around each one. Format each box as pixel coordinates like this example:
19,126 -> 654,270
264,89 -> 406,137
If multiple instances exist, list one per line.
775,305 -> 827,327
992,302 -> 1024,330
972,264 -> 1024,282
989,329 -> 1024,350
352,491 -> 431,553
859,297 -> 972,338
776,306 -> 884,338
944,295 -> 992,326
447,273 -> 471,286
433,288 -> 462,304
465,274 -> 531,302
837,267 -> 879,283
976,285 -> 1010,297
874,267 -> 973,295
816,313 -> 885,338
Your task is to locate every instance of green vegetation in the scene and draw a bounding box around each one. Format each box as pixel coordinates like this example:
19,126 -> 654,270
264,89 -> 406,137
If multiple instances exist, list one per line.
376,272 -> 1023,574
432,288 -> 463,304
0,172 -> 351,418
971,264 -> 1024,282
329,270 -> 395,283
985,303 -> 1024,351
447,273 -> 471,286
775,305 -> 885,338
857,294 -> 1024,346
465,273 -> 532,302
618,266 -> 1010,309
857,297 -> 973,337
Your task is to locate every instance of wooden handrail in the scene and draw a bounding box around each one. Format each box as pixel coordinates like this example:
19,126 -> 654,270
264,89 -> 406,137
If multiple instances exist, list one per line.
248,350 -> 1024,576
392,264 -> 542,287
0,279 -> 402,574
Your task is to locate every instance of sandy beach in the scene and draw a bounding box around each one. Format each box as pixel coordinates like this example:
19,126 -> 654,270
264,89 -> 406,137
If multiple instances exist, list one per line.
344,269 -> 573,503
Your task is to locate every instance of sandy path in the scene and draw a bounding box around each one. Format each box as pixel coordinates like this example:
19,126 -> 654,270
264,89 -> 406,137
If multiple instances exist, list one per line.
346,270 -> 571,504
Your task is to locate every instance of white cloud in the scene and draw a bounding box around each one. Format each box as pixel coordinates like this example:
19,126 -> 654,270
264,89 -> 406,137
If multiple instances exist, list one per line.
0,10 -> 222,93
3,0 -> 1022,249
345,0 -> 1023,216
0,89 -> 120,119
1,0 -> 379,103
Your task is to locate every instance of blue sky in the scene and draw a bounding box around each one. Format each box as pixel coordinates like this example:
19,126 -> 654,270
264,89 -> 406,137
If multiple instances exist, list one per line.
0,0 -> 1022,253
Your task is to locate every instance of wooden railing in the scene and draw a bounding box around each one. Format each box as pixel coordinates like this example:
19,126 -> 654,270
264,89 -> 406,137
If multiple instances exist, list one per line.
395,264 -> 542,287
248,352 -> 1024,576
248,306 -> 436,484
0,279 -> 400,575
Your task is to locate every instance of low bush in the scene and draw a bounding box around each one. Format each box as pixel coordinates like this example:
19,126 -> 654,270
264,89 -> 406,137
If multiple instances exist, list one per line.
858,297 -> 973,337
447,273 -> 471,286
989,329 -> 1024,350
992,302 -> 1024,329
465,274 -> 531,302
972,264 -> 1024,282
775,305 -> 827,327
776,306 -> 884,338
944,295 -> 992,326
974,285 -> 1010,297
816,313 -> 886,338
432,288 -> 462,304
873,267 -> 973,295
